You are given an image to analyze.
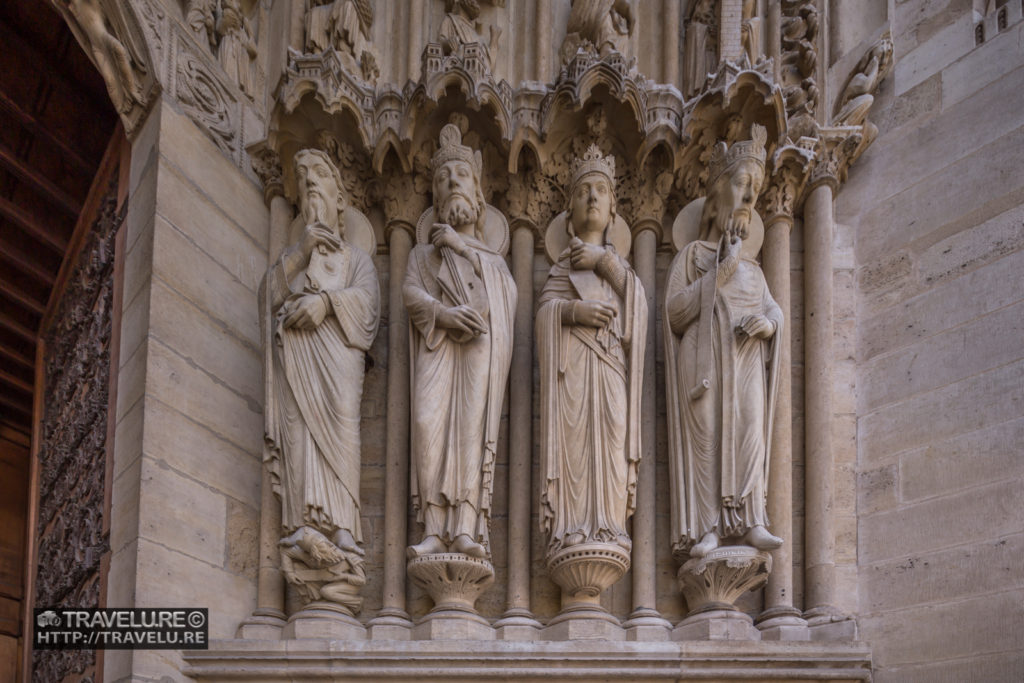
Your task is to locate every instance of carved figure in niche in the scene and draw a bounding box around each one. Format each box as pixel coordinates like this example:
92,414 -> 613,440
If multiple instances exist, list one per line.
684,0 -> 717,97
560,0 -> 636,63
537,145 -> 646,559
261,149 -> 380,613
741,0 -> 761,64
664,125 -> 784,560
404,124 -> 515,560
834,34 -> 894,127
186,0 -> 218,50
56,0 -> 147,114
216,0 -> 257,96
439,0 -> 501,64
305,0 -> 378,81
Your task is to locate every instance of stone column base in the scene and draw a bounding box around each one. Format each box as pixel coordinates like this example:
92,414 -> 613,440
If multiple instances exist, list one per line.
282,603 -> 367,640
805,606 -> 858,641
542,606 -> 626,641
235,610 -> 286,640
412,611 -> 496,640
756,607 -> 810,641
622,608 -> 672,641
365,609 -> 413,640
494,609 -> 543,640
672,609 -> 761,641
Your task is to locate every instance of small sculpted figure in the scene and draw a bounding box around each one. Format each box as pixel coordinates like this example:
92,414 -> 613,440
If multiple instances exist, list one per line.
665,125 -> 784,560
404,124 -> 516,560
439,0 -> 501,64
537,145 -> 647,558
684,0 -> 716,97
305,0 -> 378,81
261,149 -> 380,612
834,35 -> 894,127
216,0 -> 257,96
560,0 -> 635,62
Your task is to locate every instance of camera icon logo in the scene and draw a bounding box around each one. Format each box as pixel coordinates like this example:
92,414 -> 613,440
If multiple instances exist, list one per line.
37,610 -> 61,628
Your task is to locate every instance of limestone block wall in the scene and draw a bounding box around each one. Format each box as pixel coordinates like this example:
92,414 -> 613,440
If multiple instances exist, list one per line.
835,4 -> 1024,681
106,100 -> 269,680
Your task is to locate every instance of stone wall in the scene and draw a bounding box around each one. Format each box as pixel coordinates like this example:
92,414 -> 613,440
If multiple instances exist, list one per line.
835,3 -> 1024,681
106,99 -> 268,680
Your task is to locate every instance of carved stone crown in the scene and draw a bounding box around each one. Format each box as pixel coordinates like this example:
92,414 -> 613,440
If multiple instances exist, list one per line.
708,124 -> 768,187
570,144 -> 616,187
432,123 -> 483,177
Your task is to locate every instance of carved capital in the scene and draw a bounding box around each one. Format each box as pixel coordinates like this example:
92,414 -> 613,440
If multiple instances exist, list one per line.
249,145 -> 284,204
807,128 -> 863,192
631,216 -> 663,243
758,144 -> 813,223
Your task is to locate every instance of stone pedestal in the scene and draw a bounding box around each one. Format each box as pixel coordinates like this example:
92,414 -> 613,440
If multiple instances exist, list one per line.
672,609 -> 762,641
805,606 -> 858,641
281,603 -> 367,640
541,542 -> 631,641
674,546 -> 771,642
407,553 -> 495,640
493,608 -> 543,640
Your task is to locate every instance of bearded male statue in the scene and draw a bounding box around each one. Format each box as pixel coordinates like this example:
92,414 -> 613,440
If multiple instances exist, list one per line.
404,124 -> 515,562
260,149 -> 380,613
664,125 -> 784,562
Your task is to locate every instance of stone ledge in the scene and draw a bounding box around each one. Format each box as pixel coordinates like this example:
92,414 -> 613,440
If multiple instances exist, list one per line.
183,639 -> 872,681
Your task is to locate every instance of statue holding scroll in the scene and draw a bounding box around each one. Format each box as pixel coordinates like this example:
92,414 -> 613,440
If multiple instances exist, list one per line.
261,149 -> 380,613
664,125 -> 784,561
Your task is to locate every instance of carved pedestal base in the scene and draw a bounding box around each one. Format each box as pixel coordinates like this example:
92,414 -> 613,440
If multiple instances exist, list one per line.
282,602 -> 367,640
493,608 -> 543,640
622,608 -> 673,642
678,546 -> 772,614
407,553 -> 495,640
542,543 -> 631,640
366,608 -> 413,640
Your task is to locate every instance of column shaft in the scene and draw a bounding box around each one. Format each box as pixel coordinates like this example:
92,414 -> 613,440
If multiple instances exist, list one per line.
380,226 -> 414,619
535,0 -> 552,82
503,226 -> 535,618
767,1 -> 782,83
760,214 -> 799,620
662,0 -> 681,85
803,182 -> 836,616
627,227 -> 664,624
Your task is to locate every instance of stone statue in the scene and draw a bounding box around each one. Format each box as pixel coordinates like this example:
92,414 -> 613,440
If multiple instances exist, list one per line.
537,145 -> 646,611
305,0 -> 377,81
560,0 -> 636,62
404,124 -> 516,562
216,0 -> 257,96
260,149 -> 380,614
439,0 -> 501,63
664,125 -> 784,561
834,34 -> 894,127
684,0 -> 716,97
186,0 -> 218,51
741,0 -> 762,64
55,0 -> 147,114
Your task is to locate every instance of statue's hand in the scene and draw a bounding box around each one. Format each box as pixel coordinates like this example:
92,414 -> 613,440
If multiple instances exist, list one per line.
737,314 -> 775,339
569,237 -> 605,271
430,223 -> 466,253
300,222 -> 341,259
283,293 -> 329,330
437,304 -> 487,338
573,300 -> 616,327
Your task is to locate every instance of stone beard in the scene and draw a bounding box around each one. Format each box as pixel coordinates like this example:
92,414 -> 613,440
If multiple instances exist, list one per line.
536,158 -> 647,559
404,126 -> 515,560
664,131 -> 784,559
261,149 -> 380,609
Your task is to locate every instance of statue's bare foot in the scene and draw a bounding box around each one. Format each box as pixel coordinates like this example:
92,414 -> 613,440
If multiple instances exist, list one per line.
332,528 -> 365,556
564,532 -> 585,547
451,534 -> 487,558
744,525 -> 783,550
690,531 -> 720,558
407,535 -> 447,559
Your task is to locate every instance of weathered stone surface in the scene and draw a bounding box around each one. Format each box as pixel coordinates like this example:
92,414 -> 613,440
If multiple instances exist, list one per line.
859,479 -> 1024,564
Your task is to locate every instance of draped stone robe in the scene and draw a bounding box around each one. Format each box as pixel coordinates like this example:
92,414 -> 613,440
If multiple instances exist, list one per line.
261,241 -> 380,543
536,247 -> 646,555
404,235 -> 515,550
664,240 -> 783,556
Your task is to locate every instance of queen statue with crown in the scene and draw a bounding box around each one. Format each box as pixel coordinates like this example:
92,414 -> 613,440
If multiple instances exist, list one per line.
537,146 -> 647,613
